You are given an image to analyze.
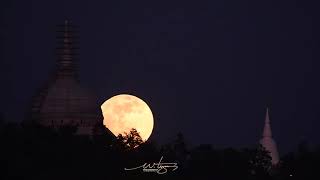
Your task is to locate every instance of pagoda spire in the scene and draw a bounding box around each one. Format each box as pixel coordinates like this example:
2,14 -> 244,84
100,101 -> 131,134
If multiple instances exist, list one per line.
259,107 -> 280,165
263,107 -> 272,137
56,20 -> 78,77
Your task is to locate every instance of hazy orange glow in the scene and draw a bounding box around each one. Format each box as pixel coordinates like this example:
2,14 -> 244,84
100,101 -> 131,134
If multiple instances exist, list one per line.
101,94 -> 154,141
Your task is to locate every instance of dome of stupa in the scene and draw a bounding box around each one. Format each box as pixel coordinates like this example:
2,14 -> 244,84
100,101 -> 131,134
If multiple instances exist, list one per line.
39,76 -> 101,134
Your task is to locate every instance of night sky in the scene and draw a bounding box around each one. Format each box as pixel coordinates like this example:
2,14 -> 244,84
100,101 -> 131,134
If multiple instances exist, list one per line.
1,0 -> 320,154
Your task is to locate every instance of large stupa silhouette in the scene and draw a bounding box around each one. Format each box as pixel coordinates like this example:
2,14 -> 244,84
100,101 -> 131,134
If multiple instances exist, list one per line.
29,20 -> 102,135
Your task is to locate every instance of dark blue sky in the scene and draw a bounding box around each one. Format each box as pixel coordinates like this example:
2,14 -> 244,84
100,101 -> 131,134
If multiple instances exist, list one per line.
1,0 -> 320,154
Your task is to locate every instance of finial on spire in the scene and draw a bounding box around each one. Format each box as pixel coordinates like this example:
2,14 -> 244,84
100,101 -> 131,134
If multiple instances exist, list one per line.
263,107 -> 272,137
266,107 -> 270,123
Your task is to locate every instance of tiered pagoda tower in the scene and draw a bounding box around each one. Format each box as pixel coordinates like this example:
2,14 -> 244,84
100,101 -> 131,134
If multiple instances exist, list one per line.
30,20 -> 102,135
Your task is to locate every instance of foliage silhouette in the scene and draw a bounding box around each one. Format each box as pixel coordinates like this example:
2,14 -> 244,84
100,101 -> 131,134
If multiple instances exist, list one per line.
249,144 -> 272,178
115,128 -> 144,151
0,121 -> 319,180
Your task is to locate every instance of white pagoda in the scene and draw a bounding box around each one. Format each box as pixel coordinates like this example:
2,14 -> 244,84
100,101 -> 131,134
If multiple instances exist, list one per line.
259,108 -> 280,165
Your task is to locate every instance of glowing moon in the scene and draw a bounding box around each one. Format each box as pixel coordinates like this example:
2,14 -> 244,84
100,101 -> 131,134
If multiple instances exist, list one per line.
101,94 -> 154,141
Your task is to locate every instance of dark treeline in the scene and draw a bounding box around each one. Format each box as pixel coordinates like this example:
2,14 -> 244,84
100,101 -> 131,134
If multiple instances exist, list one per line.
0,120 -> 319,180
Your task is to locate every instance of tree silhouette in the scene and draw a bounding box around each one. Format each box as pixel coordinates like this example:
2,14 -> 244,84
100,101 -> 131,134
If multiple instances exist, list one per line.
115,128 -> 144,151
249,144 -> 272,179
2,120 -> 320,180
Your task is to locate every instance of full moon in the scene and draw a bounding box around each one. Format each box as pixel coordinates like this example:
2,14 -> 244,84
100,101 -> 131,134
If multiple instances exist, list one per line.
101,94 -> 154,141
